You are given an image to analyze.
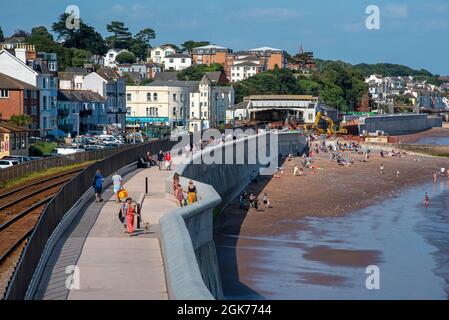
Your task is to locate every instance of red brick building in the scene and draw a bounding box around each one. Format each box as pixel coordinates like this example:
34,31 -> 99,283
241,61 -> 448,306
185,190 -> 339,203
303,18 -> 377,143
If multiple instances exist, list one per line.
0,72 -> 39,136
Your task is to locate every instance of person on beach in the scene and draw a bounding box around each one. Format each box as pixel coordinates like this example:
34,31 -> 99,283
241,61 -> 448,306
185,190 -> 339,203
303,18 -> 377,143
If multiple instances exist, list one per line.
424,192 -> 429,207
112,172 -> 123,203
294,165 -> 300,176
262,193 -> 270,209
146,152 -> 158,166
380,164 -> 384,174
175,183 -> 185,207
93,170 -> 104,203
396,170 -> 400,178
126,199 -> 137,235
119,200 -> 128,230
187,180 -> 198,204
239,191 -> 247,209
433,171 -> 438,184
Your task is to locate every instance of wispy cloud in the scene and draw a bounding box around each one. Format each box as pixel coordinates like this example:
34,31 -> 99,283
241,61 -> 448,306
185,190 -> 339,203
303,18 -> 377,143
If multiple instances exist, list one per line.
105,3 -> 153,21
383,4 -> 408,19
234,8 -> 303,21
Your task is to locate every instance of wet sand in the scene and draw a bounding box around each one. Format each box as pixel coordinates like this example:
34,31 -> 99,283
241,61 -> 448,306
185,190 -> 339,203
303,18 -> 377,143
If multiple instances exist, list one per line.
215,148 -> 449,300
398,128 -> 449,145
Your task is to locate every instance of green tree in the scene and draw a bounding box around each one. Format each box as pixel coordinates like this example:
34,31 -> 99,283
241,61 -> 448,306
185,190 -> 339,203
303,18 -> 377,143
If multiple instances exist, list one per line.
9,114 -> 31,127
71,49 -> 91,67
12,29 -> 29,38
116,51 -> 136,64
181,40 -> 210,53
106,21 -> 132,49
26,26 -> 56,52
178,63 -> 224,81
129,28 -> 156,60
52,13 -> 107,55
0,26 -> 4,42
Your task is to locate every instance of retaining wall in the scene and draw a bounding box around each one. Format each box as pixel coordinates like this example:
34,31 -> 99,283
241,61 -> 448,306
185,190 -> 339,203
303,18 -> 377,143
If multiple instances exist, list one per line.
359,114 -> 443,135
159,132 -> 307,300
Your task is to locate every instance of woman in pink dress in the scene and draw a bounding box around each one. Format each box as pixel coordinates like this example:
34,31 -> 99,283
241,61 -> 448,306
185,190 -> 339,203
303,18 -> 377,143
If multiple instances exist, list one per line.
126,200 -> 136,234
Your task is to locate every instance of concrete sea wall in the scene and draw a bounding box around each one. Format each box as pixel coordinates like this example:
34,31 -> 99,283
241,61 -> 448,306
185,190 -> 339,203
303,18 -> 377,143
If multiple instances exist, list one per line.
159,132 -> 307,299
359,114 -> 443,135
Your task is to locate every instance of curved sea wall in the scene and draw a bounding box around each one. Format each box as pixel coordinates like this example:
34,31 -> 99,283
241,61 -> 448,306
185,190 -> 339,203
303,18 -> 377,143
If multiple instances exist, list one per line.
159,132 -> 307,299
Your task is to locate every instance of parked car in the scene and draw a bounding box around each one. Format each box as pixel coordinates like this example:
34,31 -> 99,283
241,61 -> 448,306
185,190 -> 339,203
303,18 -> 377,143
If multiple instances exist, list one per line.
2,155 -> 32,163
0,160 -> 20,169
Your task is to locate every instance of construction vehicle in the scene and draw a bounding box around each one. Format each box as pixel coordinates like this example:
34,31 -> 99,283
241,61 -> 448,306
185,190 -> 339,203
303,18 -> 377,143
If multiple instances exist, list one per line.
313,112 -> 348,135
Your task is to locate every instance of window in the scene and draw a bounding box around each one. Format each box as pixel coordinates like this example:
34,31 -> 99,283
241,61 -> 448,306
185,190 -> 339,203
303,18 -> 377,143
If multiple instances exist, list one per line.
153,93 -> 158,101
146,107 -> 150,116
155,51 -> 160,56
0,89 -> 9,98
169,59 -> 174,63
181,58 -> 186,63
127,93 -> 132,102
173,94 -> 177,101
147,93 -> 151,102
43,96 -> 47,110
191,112 -> 194,117
173,108 -> 177,116
126,107 -> 131,116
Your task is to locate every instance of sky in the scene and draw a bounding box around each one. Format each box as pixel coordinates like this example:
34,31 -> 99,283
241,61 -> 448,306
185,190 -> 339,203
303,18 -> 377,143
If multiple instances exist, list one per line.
0,0 -> 448,75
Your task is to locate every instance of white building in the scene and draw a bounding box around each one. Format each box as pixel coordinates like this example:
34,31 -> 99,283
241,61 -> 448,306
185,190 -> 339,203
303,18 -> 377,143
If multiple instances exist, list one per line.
126,82 -> 191,128
126,74 -> 234,133
230,61 -> 262,82
0,48 -> 58,137
83,68 -> 127,132
148,45 -> 177,64
163,53 -> 192,71
104,49 -> 130,68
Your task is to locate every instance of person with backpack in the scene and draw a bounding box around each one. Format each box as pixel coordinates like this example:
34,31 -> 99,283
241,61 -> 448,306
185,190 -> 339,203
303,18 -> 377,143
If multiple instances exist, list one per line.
93,170 -> 104,203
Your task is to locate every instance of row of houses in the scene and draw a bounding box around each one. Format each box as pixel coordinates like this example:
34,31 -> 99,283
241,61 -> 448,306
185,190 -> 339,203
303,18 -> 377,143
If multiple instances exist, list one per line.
102,44 -> 290,84
366,74 -> 449,111
0,44 -> 126,139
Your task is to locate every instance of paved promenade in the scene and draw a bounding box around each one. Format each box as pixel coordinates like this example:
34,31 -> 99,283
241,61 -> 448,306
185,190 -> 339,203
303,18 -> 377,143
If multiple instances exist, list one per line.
34,166 -> 178,300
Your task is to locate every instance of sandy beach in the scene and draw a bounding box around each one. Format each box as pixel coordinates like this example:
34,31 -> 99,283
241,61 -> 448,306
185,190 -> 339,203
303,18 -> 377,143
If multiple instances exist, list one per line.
216,148 -> 449,236
397,127 -> 449,144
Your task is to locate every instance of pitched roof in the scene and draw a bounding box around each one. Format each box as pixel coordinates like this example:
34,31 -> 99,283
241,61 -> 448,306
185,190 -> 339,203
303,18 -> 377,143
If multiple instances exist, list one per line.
57,90 -> 106,102
166,53 -> 191,59
204,72 -> 224,83
249,47 -> 283,52
153,72 -> 179,81
0,121 -> 29,132
0,72 -> 37,90
96,67 -> 122,82
149,80 -> 200,91
233,61 -> 260,67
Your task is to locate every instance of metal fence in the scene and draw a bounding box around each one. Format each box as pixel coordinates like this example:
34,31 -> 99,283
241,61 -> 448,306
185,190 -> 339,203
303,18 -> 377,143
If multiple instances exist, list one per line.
5,138 -> 178,300
0,144 -> 140,187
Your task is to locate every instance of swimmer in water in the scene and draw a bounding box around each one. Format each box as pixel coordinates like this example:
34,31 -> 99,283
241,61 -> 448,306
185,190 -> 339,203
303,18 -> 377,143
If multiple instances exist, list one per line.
424,192 -> 429,207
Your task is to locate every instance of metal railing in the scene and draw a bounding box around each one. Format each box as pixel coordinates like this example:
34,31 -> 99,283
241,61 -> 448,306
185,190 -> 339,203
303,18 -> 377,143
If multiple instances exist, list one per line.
4,138 -> 178,300
0,144 -> 139,186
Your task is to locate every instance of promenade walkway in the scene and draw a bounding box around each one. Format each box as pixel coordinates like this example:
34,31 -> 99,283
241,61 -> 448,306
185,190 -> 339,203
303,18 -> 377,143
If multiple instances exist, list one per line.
34,165 -> 178,300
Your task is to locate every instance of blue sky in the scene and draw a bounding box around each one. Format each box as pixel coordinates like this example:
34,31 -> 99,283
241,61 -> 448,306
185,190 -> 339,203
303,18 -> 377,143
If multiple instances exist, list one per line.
1,0 -> 448,75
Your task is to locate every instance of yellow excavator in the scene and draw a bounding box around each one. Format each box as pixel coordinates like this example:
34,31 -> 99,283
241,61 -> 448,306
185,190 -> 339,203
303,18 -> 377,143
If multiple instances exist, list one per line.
313,112 -> 348,135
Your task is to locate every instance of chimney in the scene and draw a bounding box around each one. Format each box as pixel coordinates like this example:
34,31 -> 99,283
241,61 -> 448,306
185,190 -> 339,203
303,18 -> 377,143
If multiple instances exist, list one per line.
15,48 -> 27,64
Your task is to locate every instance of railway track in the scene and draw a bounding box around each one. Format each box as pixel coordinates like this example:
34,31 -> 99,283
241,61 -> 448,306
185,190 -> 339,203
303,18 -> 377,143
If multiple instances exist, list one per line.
0,168 -> 83,297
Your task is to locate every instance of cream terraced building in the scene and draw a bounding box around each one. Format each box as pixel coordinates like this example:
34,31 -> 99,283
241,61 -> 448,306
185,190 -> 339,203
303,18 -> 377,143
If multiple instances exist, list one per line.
126,74 -> 235,132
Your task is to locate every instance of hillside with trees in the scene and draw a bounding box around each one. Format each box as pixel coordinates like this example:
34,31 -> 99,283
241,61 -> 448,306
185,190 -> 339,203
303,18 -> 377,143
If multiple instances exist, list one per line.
234,63 -> 367,112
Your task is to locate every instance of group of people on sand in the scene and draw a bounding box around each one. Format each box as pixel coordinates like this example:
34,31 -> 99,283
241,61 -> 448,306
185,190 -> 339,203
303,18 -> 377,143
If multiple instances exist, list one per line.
239,189 -> 270,211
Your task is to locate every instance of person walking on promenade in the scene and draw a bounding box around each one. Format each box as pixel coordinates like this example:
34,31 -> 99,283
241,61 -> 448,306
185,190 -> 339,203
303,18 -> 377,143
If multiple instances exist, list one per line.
157,150 -> 164,170
93,170 -> 104,203
187,180 -> 198,204
424,192 -> 429,207
175,183 -> 185,207
239,191 -> 247,209
126,198 -> 136,235
173,173 -> 180,193
112,172 -> 123,203
165,152 -> 172,170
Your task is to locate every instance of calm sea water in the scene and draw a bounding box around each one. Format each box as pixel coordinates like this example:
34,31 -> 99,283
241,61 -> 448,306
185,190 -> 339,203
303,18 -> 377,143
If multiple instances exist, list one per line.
216,182 -> 449,300
415,136 -> 449,146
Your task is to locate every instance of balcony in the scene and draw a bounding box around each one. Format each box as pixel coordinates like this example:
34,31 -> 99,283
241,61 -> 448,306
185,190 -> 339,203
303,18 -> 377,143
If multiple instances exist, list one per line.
107,108 -> 127,115
58,109 -> 70,117
80,110 -> 93,117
